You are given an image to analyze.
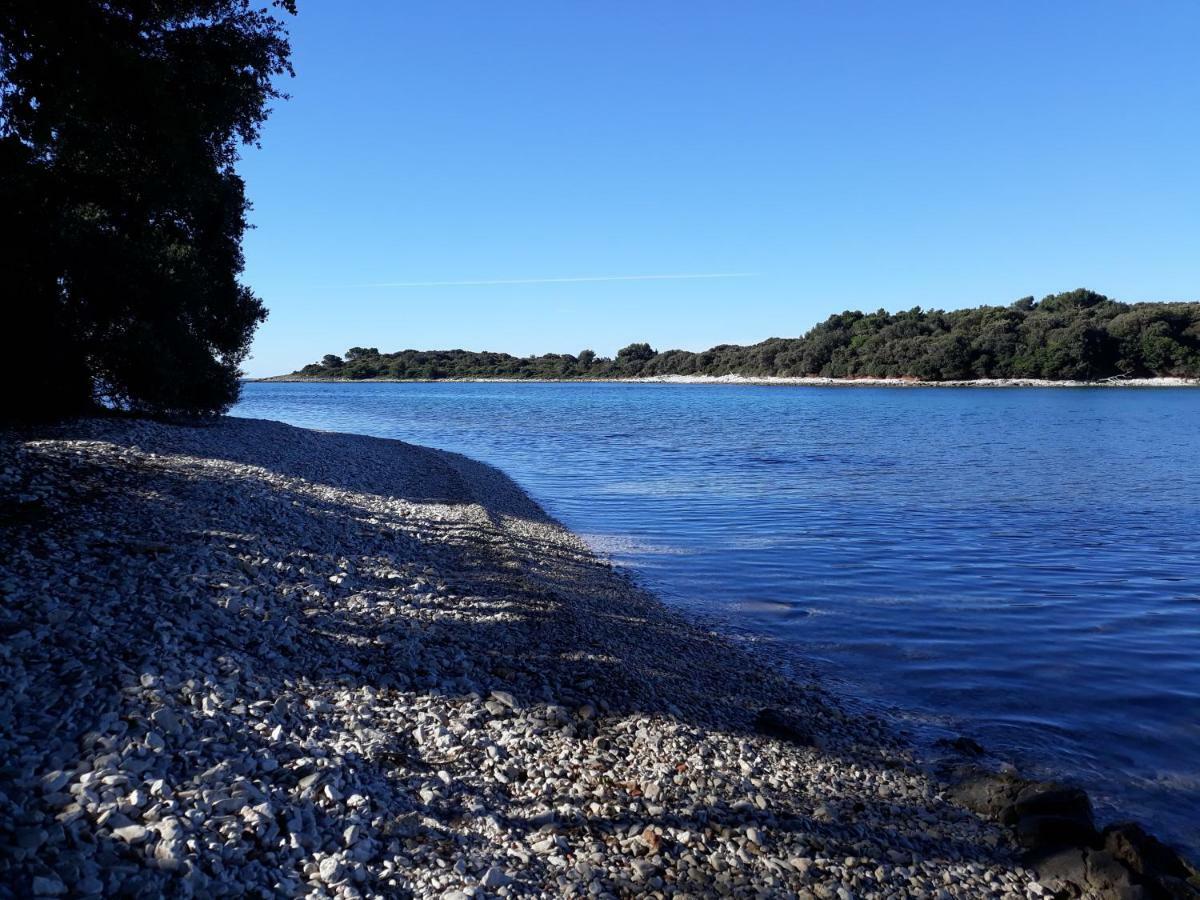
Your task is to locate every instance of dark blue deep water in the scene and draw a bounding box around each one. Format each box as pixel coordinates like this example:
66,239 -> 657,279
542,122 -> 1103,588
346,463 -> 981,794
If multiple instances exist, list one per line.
234,382 -> 1200,851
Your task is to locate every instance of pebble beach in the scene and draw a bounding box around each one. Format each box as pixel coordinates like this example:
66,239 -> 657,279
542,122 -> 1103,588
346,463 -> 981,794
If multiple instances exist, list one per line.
1,418 -> 1195,898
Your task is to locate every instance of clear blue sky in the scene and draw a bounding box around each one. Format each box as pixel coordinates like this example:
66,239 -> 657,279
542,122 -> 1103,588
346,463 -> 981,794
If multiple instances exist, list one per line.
238,1 -> 1200,377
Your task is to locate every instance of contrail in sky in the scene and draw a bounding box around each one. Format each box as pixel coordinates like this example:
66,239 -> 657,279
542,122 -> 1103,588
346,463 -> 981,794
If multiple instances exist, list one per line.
352,272 -> 756,288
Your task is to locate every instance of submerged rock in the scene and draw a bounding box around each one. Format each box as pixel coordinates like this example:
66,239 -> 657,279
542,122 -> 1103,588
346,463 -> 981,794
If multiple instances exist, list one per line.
936,735 -> 986,757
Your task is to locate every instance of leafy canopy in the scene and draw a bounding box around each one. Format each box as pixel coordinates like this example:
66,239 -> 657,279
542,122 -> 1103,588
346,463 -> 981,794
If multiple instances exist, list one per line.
1,0 -> 295,418
290,290 -> 1200,382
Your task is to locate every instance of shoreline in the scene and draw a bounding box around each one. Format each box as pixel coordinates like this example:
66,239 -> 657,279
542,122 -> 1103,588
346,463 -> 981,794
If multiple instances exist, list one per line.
2,417 -> 1196,897
255,374 -> 1200,388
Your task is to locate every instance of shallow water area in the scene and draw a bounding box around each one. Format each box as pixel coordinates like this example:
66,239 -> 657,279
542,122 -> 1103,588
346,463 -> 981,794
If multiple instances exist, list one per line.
234,381 -> 1200,852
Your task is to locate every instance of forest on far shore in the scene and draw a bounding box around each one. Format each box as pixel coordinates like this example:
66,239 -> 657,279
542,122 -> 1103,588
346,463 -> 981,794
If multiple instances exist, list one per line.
288,289 -> 1200,382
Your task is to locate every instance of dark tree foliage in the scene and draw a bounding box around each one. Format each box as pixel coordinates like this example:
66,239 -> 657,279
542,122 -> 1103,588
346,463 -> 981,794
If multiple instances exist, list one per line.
291,290 -> 1200,382
615,342 -> 657,375
1,0 -> 294,419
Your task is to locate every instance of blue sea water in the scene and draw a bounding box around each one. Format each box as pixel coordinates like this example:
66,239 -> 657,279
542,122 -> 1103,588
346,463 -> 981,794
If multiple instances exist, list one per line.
233,382 -> 1200,851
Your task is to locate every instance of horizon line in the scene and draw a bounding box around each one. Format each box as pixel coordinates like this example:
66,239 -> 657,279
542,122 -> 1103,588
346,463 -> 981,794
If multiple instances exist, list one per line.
345,272 -> 758,288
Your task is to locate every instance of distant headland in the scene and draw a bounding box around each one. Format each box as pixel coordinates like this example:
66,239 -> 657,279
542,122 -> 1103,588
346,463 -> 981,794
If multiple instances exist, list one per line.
269,289 -> 1200,384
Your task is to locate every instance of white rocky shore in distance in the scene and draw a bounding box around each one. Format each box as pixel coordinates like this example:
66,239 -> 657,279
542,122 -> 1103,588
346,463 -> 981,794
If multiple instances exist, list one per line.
258,374 -> 1200,387
0,419 -> 1192,898
626,375 -> 1200,388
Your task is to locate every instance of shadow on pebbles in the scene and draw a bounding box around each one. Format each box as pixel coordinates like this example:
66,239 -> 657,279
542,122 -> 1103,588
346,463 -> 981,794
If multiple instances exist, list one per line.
1,417 -> 1194,899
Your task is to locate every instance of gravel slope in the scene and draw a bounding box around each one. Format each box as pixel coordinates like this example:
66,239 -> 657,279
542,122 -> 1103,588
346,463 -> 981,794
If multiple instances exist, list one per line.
0,417 -> 1042,898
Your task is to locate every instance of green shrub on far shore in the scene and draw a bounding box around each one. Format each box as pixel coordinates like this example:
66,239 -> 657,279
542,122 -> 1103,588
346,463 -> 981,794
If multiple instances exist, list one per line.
291,289 -> 1200,382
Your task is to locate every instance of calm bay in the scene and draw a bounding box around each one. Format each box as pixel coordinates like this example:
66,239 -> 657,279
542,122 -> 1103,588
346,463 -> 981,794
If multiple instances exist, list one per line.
234,381 -> 1200,850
